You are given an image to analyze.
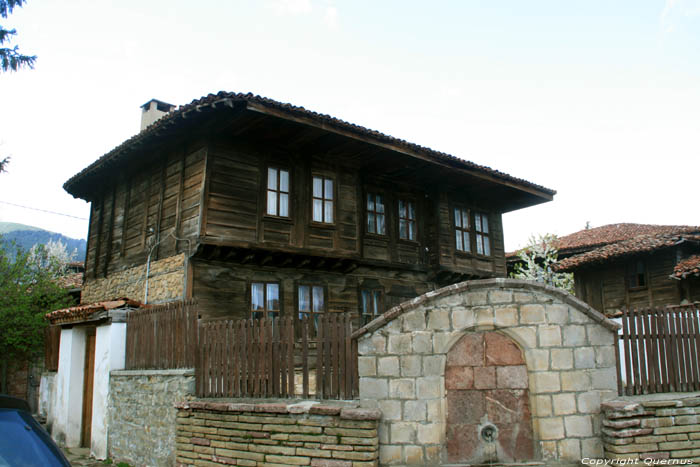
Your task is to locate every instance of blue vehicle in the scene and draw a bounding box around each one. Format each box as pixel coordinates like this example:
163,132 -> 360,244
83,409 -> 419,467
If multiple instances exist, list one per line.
0,395 -> 70,466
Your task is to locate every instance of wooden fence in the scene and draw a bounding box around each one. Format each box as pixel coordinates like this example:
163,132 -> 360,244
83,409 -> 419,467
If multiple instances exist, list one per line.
197,313 -> 358,400
617,304 -> 700,395
125,300 -> 198,370
45,325 -> 61,372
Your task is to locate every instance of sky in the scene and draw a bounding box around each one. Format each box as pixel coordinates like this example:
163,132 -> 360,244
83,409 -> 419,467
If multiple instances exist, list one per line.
0,0 -> 699,251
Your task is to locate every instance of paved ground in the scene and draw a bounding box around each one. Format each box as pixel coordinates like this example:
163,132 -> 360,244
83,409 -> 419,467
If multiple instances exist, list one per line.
62,447 -> 108,466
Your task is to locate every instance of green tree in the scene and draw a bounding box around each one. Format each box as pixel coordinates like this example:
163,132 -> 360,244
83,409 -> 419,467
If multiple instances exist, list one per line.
1,0 -> 36,72
0,238 -> 72,392
510,233 -> 574,294
0,156 -> 7,173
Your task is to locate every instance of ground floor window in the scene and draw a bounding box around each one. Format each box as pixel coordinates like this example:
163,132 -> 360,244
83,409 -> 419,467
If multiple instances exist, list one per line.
361,289 -> 383,325
251,282 -> 280,319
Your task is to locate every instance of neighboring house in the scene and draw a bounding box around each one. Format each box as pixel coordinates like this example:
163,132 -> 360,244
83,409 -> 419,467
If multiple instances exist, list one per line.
536,223 -> 700,316
63,92 -> 555,322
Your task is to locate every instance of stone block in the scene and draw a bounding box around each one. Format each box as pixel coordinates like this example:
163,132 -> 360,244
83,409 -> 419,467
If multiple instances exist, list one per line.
570,308 -> 590,323
509,326 -> 537,348
574,348 -> 595,369
403,400 -> 426,422
427,309 -> 450,331
359,378 -> 388,399
563,325 -> 587,346
494,306 -> 519,327
520,304 -> 546,324
551,348 -> 573,370
531,371 -> 560,393
488,289 -> 513,304
389,379 -> 415,399
496,366 -> 528,389
378,445 -> 402,465
432,332 -> 453,354
387,334 -> 411,354
591,368 -> 618,390
546,304 -> 570,324
587,325 -> 615,345
377,357 -> 399,377
552,393 -> 576,415
474,306 -> 495,326
390,422 -> 416,443
422,355 -> 445,376
378,400 -> 401,421
474,366 -> 496,389
538,325 -> 562,347
540,440 -> 557,460
399,355 -> 421,377
534,395 -> 553,417
447,333 -> 483,366
526,349 -> 550,371
558,438 -> 581,460
577,391 -> 601,414
451,306 -> 475,330
565,415 -> 593,437
402,310 -> 426,332
537,417 -> 565,440
445,366 -> 474,390
417,423 -> 442,444
417,377 -> 442,399
582,437 -> 604,458
465,291 -> 488,306
595,346 -> 617,367
485,332 -> 524,365
427,399 -> 442,421
412,332 -> 432,354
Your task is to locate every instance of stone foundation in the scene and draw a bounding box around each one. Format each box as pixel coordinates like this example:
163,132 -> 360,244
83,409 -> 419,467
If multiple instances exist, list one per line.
81,253 -> 185,303
602,394 -> 700,463
175,400 -> 380,466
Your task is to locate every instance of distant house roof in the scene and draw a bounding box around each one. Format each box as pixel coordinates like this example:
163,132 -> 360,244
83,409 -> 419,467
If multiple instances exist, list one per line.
554,231 -> 700,272
672,254 -> 700,279
56,272 -> 83,291
63,91 -> 556,205
46,298 -> 145,325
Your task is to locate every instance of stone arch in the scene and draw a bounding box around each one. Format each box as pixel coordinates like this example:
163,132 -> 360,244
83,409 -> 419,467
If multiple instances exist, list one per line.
355,278 -> 620,466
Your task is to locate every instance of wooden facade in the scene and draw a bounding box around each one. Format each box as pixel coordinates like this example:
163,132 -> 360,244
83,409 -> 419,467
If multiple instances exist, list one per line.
67,93 -> 554,322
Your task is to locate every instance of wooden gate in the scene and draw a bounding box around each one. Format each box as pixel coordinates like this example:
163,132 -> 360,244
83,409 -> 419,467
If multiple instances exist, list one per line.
81,328 -> 96,448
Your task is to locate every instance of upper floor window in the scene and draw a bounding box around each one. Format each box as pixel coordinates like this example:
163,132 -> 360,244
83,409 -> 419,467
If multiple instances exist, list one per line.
251,282 -> 280,319
361,288 -> 383,326
454,207 -> 471,252
312,176 -> 333,223
398,199 -> 416,241
628,260 -> 647,289
366,193 -> 386,235
475,212 -> 490,256
266,168 -> 289,217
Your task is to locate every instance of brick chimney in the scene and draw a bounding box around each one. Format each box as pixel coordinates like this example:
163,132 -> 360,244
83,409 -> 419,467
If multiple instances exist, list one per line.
140,99 -> 176,131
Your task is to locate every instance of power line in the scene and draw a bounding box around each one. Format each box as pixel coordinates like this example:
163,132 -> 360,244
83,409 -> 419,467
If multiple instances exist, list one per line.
0,200 -> 88,220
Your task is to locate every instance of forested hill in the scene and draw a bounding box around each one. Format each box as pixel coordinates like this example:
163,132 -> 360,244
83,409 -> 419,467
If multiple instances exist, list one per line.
0,222 -> 87,261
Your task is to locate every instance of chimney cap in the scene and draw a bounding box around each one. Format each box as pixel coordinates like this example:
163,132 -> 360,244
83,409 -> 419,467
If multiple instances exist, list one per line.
141,99 -> 176,112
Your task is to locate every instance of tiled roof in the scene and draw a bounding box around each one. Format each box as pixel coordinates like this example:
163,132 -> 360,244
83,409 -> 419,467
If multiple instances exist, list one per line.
56,272 -> 83,290
64,91 -> 555,199
554,232 -> 700,272
46,298 -> 144,324
672,255 -> 700,279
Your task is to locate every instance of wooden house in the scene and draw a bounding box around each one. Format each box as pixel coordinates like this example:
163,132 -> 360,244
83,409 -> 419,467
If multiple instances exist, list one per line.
549,224 -> 700,315
64,92 -> 554,322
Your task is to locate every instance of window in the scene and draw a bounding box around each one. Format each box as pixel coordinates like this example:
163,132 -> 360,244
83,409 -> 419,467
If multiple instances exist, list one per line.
454,207 -> 470,252
312,176 -> 333,223
628,260 -> 647,289
251,282 -> 280,319
475,212 -> 490,256
361,288 -> 383,325
366,193 -> 386,235
398,199 -> 416,241
298,285 -> 325,329
266,167 -> 289,217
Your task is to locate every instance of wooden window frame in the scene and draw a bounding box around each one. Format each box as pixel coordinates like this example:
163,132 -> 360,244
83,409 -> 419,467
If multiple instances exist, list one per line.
366,192 -> 387,236
398,198 -> 417,242
265,167 -> 291,219
250,281 -> 281,319
474,212 -> 491,256
627,259 -> 648,290
360,287 -> 384,326
311,174 -> 335,225
454,206 -> 471,253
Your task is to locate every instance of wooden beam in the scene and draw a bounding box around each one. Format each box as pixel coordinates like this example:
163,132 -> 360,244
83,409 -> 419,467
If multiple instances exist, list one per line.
120,177 -> 132,258
103,185 -> 116,278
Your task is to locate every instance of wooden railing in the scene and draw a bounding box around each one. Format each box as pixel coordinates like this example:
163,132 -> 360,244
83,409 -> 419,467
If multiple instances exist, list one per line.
125,300 -> 198,370
616,304 -> 700,395
45,325 -> 61,372
197,313 -> 358,400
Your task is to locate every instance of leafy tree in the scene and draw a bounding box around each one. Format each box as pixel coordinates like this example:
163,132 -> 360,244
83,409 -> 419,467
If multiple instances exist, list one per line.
510,233 -> 574,294
0,238 -> 73,393
1,0 -> 36,72
0,156 -> 7,173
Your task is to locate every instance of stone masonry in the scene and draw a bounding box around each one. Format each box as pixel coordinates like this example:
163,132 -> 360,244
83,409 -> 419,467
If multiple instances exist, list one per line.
601,395 -> 700,463
81,253 -> 185,304
354,278 -> 620,465
108,368 -> 195,467
174,401 -> 380,466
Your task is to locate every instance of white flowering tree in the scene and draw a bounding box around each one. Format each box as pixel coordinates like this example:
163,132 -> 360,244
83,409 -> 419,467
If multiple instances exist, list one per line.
510,233 -> 574,294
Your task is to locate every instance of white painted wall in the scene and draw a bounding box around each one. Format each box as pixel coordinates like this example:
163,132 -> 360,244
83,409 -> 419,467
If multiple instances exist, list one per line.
52,327 -> 87,447
90,322 -> 126,459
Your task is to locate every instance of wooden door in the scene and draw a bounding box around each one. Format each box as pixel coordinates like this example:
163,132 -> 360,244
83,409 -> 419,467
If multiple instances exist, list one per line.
81,328 -> 96,448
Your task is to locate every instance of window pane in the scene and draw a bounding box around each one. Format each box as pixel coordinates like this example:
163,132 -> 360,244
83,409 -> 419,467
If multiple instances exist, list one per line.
279,193 -> 289,217
399,219 -> 407,239
463,232 -> 471,252
367,194 -> 374,211
324,201 -> 333,223
475,213 -> 482,232
408,202 -> 415,220
367,213 -> 376,233
266,191 -> 277,216
312,286 -> 324,313
372,291 -> 380,315
476,234 -> 484,255
462,209 -> 470,229
376,195 -> 384,213
408,221 -> 415,240
280,170 -> 289,192
313,177 -> 323,198
454,208 -> 462,228
251,283 -> 264,311
481,214 -> 488,233
361,290 -> 369,314
267,283 -> 279,311
298,285 -> 310,312
324,179 -> 333,200
456,230 -> 463,251
377,213 -> 385,235
399,199 -> 406,218
483,236 -> 490,256
267,168 -> 277,190
313,199 -> 323,222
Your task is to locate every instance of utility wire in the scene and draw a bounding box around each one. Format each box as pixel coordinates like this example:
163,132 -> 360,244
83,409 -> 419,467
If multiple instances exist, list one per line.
0,200 -> 88,220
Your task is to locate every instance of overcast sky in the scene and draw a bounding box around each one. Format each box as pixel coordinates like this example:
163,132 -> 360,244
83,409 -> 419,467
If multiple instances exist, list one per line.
0,0 -> 698,251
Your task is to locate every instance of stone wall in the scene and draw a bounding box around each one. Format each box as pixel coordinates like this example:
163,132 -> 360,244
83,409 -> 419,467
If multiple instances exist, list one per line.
108,368 -> 195,467
175,401 -> 380,466
355,278 -> 620,465
81,253 -> 185,304
602,395 -> 700,463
